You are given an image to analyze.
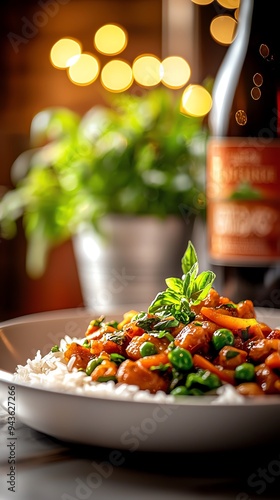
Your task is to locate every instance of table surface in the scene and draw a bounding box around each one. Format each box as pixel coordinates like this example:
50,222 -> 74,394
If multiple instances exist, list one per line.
1,407 -> 280,500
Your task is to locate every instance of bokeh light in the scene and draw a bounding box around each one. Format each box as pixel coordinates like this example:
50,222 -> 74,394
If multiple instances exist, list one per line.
132,55 -> 162,87
191,0 -> 214,5
217,0 -> 240,8
50,11 -> 230,103
101,60 -> 133,92
94,24 -> 128,55
181,84 -> 212,117
67,53 -> 100,86
50,37 -> 82,69
210,15 -> 238,45
161,56 -> 191,89
234,8 -> 239,20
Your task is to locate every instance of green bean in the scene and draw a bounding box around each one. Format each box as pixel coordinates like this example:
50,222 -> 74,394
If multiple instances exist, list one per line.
85,357 -> 103,376
97,376 -> 117,383
110,353 -> 126,364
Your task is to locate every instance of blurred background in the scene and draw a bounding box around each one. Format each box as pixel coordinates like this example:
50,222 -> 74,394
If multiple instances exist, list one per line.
0,0 -> 232,321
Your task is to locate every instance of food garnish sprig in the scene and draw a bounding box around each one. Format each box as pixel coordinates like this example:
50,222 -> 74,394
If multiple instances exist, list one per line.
148,240 -> 216,324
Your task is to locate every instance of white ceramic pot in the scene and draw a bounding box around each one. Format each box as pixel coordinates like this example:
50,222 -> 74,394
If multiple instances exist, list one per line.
73,214 -> 195,312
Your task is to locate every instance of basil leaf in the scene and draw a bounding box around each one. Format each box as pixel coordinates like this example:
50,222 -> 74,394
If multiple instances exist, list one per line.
165,277 -> 183,294
157,331 -> 175,342
183,263 -> 198,298
136,316 -> 157,331
154,318 -> 179,330
181,241 -> 198,275
148,241 -> 216,326
190,271 -> 216,305
149,289 -> 181,313
226,350 -> 239,360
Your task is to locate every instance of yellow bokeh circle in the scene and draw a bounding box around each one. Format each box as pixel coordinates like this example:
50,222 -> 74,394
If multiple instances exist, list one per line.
210,15 -> 238,46
67,53 -> 100,86
181,84 -> 212,117
50,37 -> 82,69
217,0 -> 240,9
161,56 -> 191,89
191,0 -> 214,5
101,60 -> 133,92
94,24 -> 127,55
132,54 -> 162,87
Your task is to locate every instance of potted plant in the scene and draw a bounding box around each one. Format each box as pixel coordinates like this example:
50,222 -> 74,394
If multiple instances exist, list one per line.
0,87 -> 208,310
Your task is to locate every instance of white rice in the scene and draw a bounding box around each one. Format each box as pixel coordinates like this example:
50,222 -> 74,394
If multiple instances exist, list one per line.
13,334 -> 245,404
13,334 -> 176,403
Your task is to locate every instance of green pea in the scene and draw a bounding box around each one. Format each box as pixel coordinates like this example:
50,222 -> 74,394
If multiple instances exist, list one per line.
187,388 -> 204,396
235,362 -> 255,382
168,346 -> 193,371
212,328 -> 234,350
170,385 -> 188,396
139,341 -> 158,357
85,357 -> 103,376
186,369 -> 221,391
51,344 -> 59,352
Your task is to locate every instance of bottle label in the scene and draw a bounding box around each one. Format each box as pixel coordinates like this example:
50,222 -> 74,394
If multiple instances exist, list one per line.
207,138 -> 280,264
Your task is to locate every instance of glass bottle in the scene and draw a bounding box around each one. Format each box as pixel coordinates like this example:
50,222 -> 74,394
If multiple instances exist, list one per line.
207,0 -> 280,308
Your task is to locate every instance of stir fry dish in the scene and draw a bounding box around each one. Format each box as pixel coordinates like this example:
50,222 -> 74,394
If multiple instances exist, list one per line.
60,242 -> 280,397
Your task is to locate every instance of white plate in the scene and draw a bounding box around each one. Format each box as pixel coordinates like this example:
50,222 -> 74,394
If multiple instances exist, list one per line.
0,307 -> 280,452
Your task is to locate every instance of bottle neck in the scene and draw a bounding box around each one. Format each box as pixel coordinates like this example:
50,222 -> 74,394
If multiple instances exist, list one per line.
209,0 -> 280,138
209,0 -> 254,136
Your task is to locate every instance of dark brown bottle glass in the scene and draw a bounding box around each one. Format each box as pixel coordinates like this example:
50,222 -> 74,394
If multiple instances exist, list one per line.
206,0 -> 280,308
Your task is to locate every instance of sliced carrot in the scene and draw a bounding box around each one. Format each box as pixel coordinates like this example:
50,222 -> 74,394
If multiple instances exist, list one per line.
117,310 -> 139,330
265,351 -> 280,370
257,322 -> 272,337
137,351 -> 170,369
86,324 -> 117,341
90,340 -> 105,356
91,360 -> 118,381
193,353 -> 236,385
200,307 -> 258,331
85,325 -> 101,337
247,323 -> 264,339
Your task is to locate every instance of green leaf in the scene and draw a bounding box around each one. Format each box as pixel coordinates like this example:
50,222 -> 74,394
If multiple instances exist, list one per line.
154,319 -> 179,331
157,330 -> 176,341
190,271 -> 216,305
148,241 -> 216,325
181,241 -> 198,275
225,350 -> 239,360
149,290 -> 181,313
165,277 -> 183,293
183,262 -> 199,298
